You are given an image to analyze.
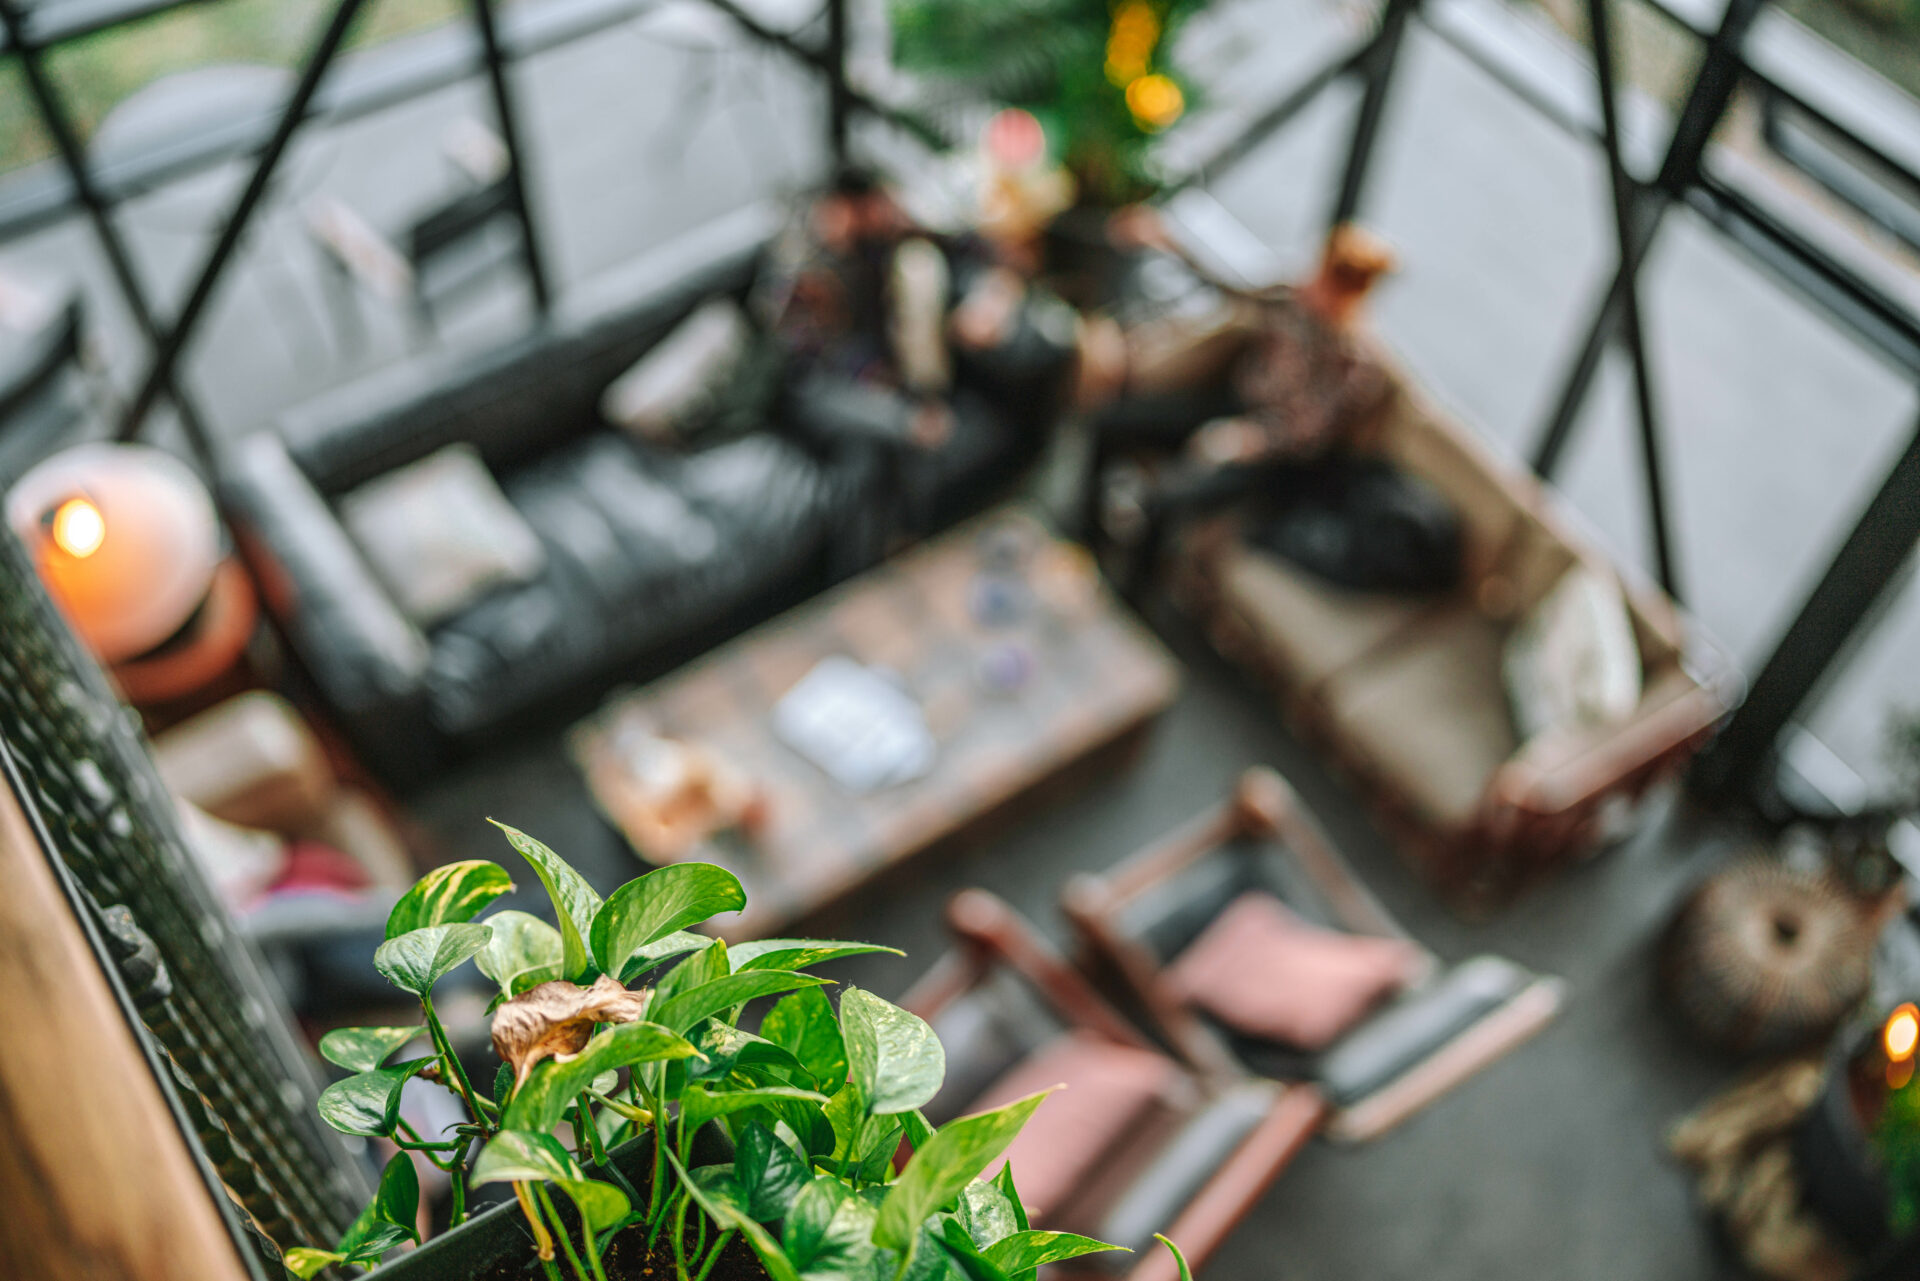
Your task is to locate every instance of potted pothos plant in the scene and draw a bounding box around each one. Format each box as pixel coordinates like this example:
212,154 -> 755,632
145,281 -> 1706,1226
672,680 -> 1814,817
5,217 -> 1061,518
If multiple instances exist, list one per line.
286,822 -> 1188,1281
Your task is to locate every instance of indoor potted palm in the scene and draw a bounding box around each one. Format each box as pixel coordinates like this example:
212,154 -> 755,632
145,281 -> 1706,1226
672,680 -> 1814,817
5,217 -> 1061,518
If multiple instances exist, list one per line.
284,822 -> 1187,1281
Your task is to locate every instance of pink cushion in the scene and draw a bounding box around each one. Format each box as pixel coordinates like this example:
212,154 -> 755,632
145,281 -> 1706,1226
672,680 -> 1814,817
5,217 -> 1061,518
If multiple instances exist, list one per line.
968,1031 -> 1183,1221
1163,891 -> 1421,1050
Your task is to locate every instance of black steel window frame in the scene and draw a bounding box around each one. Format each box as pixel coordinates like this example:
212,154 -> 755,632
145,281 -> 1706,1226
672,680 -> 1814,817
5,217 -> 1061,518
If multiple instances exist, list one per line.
1170,0 -> 1920,805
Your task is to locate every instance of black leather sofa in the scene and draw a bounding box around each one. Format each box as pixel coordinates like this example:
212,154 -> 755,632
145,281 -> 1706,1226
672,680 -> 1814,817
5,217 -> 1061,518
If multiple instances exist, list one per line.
224,204 -> 1057,785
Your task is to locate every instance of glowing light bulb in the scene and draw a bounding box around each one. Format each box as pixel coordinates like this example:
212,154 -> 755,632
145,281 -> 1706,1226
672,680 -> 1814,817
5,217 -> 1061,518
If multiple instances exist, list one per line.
1126,73 -> 1185,131
50,497 -> 105,558
1886,1003 -> 1919,1063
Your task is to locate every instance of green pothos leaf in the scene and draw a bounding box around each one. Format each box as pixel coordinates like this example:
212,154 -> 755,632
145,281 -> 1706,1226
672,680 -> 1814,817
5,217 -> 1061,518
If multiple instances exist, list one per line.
317,1026 -> 421,1073
386,860 -> 513,938
373,923 -> 493,996
474,909 -> 565,999
589,862 -> 746,977
281,1247 -> 345,1278
470,1128 -> 586,1186
559,1177 -> 631,1235
759,986 -> 848,1091
316,1058 -> 433,1137
490,821 -> 602,982
875,1089 -> 1052,1253
840,986 -> 944,1117
664,1146 -> 803,1281
1155,1234 -> 1194,1281
981,1230 -> 1127,1274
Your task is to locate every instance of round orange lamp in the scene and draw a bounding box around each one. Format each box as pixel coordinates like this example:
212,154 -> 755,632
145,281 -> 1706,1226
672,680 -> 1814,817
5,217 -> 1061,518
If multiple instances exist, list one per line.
6,444 -> 234,688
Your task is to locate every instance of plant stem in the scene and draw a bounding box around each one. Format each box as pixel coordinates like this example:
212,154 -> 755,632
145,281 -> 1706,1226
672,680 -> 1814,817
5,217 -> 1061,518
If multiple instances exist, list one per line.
577,1199 -> 613,1281
645,1081 -> 668,1226
670,1190 -> 693,1281
577,1093 -> 640,1207
449,1157 -> 468,1226
693,1230 -> 736,1281
421,995 -> 491,1134
536,1184 -> 595,1281
517,1180 -> 560,1263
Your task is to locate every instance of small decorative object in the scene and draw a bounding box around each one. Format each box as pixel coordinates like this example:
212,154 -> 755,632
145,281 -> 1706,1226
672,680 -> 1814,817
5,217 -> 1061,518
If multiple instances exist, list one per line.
1661,857 -> 1876,1055
5,442 -> 220,663
975,639 -> 1035,693
338,443 -> 545,627
968,572 -> 1028,626
286,822 -> 1176,1280
770,655 -> 935,793
590,722 -> 762,863
1669,1055 -> 1853,1281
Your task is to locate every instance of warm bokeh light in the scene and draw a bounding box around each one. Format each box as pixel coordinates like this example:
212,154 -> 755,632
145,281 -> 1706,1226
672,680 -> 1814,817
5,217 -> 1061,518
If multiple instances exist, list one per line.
1126,73 -> 1185,131
49,497 -> 105,559
1886,1003 -> 1919,1062
1105,1 -> 1160,86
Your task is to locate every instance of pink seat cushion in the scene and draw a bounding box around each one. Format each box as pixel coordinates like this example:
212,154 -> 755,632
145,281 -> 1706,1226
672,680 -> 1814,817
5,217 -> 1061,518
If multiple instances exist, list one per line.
967,1031 -> 1184,1221
1164,891 -> 1421,1050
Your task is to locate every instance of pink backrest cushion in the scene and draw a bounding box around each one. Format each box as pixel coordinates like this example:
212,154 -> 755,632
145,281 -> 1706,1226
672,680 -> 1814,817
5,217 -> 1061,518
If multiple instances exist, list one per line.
1163,890 -> 1421,1050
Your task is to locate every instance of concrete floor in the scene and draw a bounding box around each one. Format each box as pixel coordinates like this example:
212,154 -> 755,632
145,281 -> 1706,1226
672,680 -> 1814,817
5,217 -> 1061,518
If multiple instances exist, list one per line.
408,617 -> 1757,1281
7,0 -> 1919,1273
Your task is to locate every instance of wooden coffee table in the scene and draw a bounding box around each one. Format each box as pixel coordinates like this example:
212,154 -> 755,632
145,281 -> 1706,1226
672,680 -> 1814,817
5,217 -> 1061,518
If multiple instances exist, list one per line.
570,507 -> 1180,938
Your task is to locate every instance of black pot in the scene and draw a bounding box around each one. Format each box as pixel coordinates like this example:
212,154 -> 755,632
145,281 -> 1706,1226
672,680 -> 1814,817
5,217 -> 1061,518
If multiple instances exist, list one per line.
1795,1032 -> 1891,1254
365,1129 -> 740,1280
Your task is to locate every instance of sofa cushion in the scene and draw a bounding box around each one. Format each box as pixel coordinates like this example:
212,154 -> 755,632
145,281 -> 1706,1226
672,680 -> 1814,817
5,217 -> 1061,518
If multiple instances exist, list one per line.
967,1031 -> 1186,1222
1217,543 -> 1426,691
1322,606 -> 1516,829
421,431 -> 836,737
1503,563 -> 1642,743
338,444 -> 546,626
1163,891 -> 1421,1050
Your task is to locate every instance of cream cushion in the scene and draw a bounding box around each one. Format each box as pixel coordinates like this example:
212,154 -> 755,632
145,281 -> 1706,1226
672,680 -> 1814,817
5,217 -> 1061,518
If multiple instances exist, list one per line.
1503,564 -> 1643,743
1322,607 -> 1516,829
340,444 -> 545,626
1218,544 -> 1427,691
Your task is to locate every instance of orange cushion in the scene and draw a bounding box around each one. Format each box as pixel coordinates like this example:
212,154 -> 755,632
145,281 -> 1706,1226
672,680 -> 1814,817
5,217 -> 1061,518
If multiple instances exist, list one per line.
968,1031 -> 1184,1222
1164,891 -> 1421,1050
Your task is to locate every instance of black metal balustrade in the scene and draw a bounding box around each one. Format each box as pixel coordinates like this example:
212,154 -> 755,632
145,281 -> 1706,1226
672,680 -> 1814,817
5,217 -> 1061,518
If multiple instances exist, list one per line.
0,523 -> 370,1277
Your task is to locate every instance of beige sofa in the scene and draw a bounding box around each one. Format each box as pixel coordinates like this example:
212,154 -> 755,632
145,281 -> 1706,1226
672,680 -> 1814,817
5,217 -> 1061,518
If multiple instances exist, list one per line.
1175,356 -> 1739,913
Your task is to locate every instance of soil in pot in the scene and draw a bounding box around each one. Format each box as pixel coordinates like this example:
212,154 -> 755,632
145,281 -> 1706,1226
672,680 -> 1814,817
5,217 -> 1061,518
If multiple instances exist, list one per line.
463,1221 -> 767,1281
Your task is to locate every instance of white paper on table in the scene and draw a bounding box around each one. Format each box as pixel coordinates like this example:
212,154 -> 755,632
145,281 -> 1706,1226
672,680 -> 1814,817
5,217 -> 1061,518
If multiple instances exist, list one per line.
771,655 -> 935,794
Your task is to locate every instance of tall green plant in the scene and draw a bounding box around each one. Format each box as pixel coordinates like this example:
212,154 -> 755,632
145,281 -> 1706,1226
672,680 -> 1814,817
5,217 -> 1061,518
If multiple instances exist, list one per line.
290,823 -> 1181,1280
889,0 -> 1208,205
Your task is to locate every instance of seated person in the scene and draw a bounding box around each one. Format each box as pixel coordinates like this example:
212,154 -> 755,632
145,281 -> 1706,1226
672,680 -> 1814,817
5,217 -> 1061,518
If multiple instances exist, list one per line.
749,168 -> 1092,561
1090,221 -> 1463,597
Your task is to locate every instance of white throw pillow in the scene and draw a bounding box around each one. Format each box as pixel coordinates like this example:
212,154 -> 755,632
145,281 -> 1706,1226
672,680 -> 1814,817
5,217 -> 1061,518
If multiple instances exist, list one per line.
340,444 -> 545,627
600,297 -> 754,443
1503,564 -> 1643,742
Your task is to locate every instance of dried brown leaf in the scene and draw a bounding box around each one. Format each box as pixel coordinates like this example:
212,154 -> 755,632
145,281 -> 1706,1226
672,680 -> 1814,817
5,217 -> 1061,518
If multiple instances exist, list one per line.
490,975 -> 651,1087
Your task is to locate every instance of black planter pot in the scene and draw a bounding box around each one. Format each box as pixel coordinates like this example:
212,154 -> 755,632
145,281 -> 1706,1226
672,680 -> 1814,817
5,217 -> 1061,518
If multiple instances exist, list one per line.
1794,1033 -> 1892,1255
364,1129 -> 746,1281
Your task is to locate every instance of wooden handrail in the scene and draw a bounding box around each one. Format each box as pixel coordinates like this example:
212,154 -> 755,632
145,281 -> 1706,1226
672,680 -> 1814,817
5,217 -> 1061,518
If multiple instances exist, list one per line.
0,769 -> 251,1281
